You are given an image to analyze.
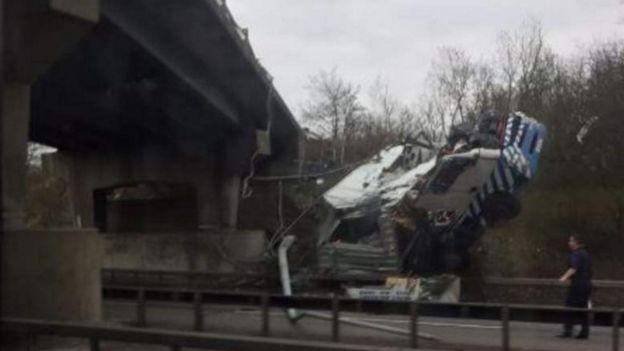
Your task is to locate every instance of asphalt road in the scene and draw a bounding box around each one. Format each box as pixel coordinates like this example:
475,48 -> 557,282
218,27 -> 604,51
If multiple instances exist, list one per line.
98,300 -> 616,351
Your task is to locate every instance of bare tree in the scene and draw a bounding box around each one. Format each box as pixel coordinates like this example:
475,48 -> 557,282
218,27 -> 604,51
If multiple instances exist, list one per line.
497,30 -> 520,111
471,62 -> 496,116
496,18 -> 553,114
368,77 -> 401,145
431,47 -> 475,126
301,68 -> 363,165
395,106 -> 417,140
414,93 -> 447,143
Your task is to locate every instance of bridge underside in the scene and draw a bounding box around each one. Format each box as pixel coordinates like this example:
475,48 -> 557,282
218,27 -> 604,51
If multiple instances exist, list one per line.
32,0 -> 299,154
5,0 -> 301,231
1,0 -> 301,322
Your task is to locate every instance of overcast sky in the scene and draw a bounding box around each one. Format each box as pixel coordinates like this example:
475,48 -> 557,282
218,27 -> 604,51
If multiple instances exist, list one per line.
227,0 -> 624,117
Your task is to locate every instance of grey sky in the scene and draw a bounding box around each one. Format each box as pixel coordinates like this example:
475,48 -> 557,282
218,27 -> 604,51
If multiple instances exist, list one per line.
227,1 -> 623,117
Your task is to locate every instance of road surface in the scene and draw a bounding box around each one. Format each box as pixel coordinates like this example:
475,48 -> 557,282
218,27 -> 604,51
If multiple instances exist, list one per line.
99,300 -> 615,351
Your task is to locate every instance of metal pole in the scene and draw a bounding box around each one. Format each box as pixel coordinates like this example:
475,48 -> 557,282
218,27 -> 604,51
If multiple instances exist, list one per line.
331,294 -> 340,343
26,333 -> 34,351
410,302 -> 419,349
460,306 -> 469,319
0,0 -> 4,236
614,309 -> 621,351
304,311 -> 438,341
261,294 -> 270,337
278,235 -> 300,320
89,337 -> 100,351
192,272 -> 199,288
194,291 -> 203,332
137,289 -> 146,327
501,305 -> 510,351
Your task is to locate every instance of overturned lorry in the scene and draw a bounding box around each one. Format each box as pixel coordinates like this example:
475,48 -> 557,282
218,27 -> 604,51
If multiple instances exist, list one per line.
317,112 -> 547,276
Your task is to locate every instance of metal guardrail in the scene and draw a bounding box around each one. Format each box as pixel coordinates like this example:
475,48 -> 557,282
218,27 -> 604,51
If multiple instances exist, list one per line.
1,318 -> 416,351
101,268 -> 624,289
101,269 -> 384,287
479,277 -> 624,288
102,285 -> 624,351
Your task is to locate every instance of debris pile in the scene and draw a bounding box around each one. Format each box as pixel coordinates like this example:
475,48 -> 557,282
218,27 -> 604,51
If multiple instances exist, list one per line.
317,112 -> 547,276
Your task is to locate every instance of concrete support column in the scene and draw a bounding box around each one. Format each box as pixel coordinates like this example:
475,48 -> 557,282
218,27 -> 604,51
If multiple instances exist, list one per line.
220,175 -> 241,229
214,132 -> 251,230
62,151 -> 133,229
197,171 -> 241,230
1,83 -> 30,230
197,180 -> 219,229
1,229 -> 102,321
65,153 -> 95,228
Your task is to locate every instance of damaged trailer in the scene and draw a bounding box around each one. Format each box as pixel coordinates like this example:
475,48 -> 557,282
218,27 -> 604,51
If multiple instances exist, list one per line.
317,112 -> 547,277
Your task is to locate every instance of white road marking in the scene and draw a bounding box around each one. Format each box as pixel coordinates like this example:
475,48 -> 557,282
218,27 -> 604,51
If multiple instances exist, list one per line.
234,309 -> 502,330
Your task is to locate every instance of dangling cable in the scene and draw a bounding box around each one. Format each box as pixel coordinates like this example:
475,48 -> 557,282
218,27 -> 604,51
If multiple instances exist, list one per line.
241,77 -> 275,199
277,180 -> 285,232
241,150 -> 259,198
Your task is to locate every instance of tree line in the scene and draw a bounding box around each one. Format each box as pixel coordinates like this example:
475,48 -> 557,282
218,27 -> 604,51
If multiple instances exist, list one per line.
301,19 -> 624,194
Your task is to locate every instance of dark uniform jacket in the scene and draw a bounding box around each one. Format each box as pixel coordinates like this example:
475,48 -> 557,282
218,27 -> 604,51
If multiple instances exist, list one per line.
566,247 -> 592,306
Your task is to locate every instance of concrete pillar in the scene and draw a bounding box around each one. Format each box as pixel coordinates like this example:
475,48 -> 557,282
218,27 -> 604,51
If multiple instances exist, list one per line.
1,83 -> 30,230
58,151 -> 133,229
197,173 -> 241,230
216,229 -> 266,273
0,0 -> 102,324
197,180 -> 219,229
1,230 -> 102,321
214,132 -> 251,230
220,175 -> 241,229
66,153 -> 96,228
193,146 -> 221,229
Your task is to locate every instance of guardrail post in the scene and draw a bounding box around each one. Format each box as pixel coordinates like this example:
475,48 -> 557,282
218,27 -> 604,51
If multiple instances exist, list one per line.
188,272 -> 194,286
460,306 -> 470,319
261,293 -> 270,337
26,333 -> 34,351
614,309 -> 621,351
331,294 -> 340,343
194,291 -> 204,332
137,289 -> 146,327
410,302 -> 419,349
89,337 -> 100,351
501,305 -> 510,351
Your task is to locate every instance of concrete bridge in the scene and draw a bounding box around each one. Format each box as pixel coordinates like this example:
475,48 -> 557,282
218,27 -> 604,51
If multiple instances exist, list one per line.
1,0 -> 301,322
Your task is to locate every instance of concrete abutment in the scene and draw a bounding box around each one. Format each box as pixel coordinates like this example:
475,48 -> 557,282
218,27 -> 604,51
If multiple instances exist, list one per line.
1,230 -> 102,321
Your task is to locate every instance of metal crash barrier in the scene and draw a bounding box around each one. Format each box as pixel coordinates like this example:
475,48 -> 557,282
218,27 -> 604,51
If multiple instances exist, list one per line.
101,268 -> 624,290
0,318 -> 415,351
102,285 -> 624,351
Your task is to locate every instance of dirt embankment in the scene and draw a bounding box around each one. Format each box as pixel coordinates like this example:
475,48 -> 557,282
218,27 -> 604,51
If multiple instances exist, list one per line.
464,187 -> 624,306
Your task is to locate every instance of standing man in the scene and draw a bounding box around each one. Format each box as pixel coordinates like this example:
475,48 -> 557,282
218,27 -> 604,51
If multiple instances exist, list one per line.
558,234 -> 592,339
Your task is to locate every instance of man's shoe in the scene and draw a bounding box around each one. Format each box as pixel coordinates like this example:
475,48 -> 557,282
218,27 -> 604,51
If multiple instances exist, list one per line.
575,333 -> 589,339
557,332 -> 572,338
